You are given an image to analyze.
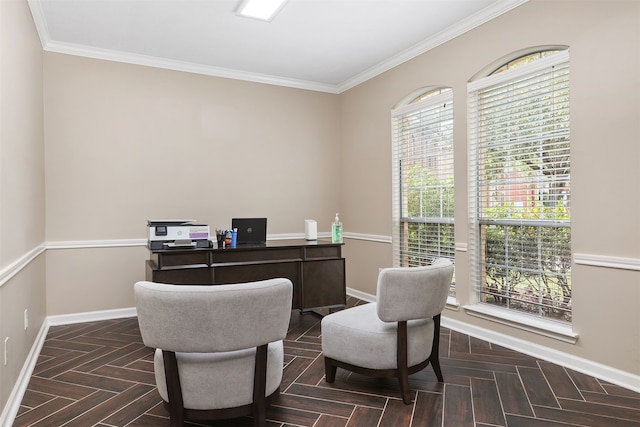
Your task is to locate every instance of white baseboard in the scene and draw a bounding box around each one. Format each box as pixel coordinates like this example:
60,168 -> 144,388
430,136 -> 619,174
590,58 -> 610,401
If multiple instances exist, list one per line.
441,316 -> 640,394
2,294 -> 639,427
46,307 -> 137,326
347,287 -> 638,394
345,287 -> 376,303
0,320 -> 48,427
0,307 -> 138,427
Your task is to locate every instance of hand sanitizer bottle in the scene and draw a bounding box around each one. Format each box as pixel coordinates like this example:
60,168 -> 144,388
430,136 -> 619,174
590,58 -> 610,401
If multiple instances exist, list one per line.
332,213 -> 343,244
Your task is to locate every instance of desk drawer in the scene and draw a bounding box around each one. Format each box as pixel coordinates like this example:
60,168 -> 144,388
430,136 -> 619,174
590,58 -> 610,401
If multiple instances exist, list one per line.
152,251 -> 210,268
304,246 -> 341,259
149,266 -> 212,285
212,248 -> 301,263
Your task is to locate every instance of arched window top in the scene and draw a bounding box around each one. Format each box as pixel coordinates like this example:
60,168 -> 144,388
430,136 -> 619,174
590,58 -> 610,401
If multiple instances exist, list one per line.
409,87 -> 452,104
394,86 -> 452,109
490,49 -> 565,75
470,45 -> 569,81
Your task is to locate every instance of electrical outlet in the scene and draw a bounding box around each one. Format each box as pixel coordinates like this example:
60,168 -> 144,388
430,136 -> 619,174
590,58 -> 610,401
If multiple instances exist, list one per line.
24,309 -> 29,330
3,337 -> 8,366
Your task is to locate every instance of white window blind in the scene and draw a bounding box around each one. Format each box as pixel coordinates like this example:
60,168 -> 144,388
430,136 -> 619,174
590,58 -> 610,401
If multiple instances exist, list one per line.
468,50 -> 571,321
392,89 -> 455,278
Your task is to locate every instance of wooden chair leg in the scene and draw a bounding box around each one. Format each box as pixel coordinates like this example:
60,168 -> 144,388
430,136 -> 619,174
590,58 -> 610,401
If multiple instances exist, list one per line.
162,350 -> 185,427
253,344 -> 268,427
429,314 -> 444,382
396,321 -> 412,404
324,357 -> 337,383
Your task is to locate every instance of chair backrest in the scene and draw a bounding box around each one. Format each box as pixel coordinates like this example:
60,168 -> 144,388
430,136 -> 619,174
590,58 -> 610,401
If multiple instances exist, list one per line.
376,258 -> 454,322
134,278 -> 293,353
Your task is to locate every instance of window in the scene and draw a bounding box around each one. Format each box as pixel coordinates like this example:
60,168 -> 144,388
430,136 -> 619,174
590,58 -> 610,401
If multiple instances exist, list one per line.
468,49 -> 571,322
392,88 -> 455,295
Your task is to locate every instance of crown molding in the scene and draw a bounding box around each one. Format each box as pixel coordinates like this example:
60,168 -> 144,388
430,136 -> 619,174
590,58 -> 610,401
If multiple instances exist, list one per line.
44,41 -> 343,94
336,0 -> 529,92
28,0 -> 528,94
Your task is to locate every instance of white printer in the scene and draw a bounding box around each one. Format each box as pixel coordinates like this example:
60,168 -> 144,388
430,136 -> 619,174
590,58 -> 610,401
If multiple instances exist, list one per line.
147,220 -> 211,250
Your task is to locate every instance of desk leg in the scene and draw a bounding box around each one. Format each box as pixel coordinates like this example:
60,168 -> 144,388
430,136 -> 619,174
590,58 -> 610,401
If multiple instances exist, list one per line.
300,305 -> 345,318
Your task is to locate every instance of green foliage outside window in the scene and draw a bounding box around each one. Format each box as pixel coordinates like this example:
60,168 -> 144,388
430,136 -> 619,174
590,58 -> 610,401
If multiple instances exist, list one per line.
481,200 -> 571,321
400,163 -> 455,295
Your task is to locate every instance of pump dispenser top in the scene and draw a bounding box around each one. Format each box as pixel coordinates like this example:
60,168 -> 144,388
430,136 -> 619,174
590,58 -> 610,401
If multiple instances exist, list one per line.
332,213 -> 343,244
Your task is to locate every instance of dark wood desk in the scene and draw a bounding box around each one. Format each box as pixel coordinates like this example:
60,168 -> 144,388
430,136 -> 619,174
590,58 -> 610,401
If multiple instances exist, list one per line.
145,239 -> 346,311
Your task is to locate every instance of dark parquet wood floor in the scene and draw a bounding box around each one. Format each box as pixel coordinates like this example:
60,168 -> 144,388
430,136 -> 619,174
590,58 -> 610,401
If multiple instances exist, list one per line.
13,297 -> 640,427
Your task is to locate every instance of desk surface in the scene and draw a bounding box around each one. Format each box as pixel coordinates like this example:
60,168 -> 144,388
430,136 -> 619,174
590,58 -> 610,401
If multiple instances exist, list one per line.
149,238 -> 341,253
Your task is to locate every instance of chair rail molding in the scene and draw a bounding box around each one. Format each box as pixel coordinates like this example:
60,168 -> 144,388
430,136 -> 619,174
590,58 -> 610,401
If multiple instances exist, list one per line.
344,232 -> 392,243
4,242 -> 637,282
573,253 -> 640,271
45,239 -> 147,249
37,240 -> 640,274
0,245 -> 46,288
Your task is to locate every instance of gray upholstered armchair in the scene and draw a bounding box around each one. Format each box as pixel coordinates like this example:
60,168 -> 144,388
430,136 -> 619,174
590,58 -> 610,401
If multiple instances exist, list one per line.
134,278 -> 293,427
321,258 -> 454,404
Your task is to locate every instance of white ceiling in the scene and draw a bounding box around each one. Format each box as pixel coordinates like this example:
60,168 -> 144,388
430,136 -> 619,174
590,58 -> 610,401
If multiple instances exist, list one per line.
28,0 -> 527,93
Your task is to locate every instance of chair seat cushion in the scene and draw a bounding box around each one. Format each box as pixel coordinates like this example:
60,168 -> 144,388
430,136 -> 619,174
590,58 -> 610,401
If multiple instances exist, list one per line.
321,303 -> 434,370
154,340 -> 284,410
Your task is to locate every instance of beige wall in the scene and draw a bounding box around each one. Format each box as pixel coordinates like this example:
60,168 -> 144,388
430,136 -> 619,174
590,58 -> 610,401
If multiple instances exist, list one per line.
340,0 -> 640,375
0,0 -> 45,261
43,53 -> 342,314
45,246 -> 147,315
44,54 -> 342,241
0,0 -> 46,412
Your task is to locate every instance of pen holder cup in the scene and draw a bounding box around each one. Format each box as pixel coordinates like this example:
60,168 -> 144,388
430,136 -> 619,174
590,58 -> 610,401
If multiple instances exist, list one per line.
216,234 -> 225,248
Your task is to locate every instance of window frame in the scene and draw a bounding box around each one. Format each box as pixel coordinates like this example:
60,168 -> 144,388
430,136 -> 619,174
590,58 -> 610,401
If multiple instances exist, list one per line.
467,49 -> 572,324
391,88 -> 456,296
